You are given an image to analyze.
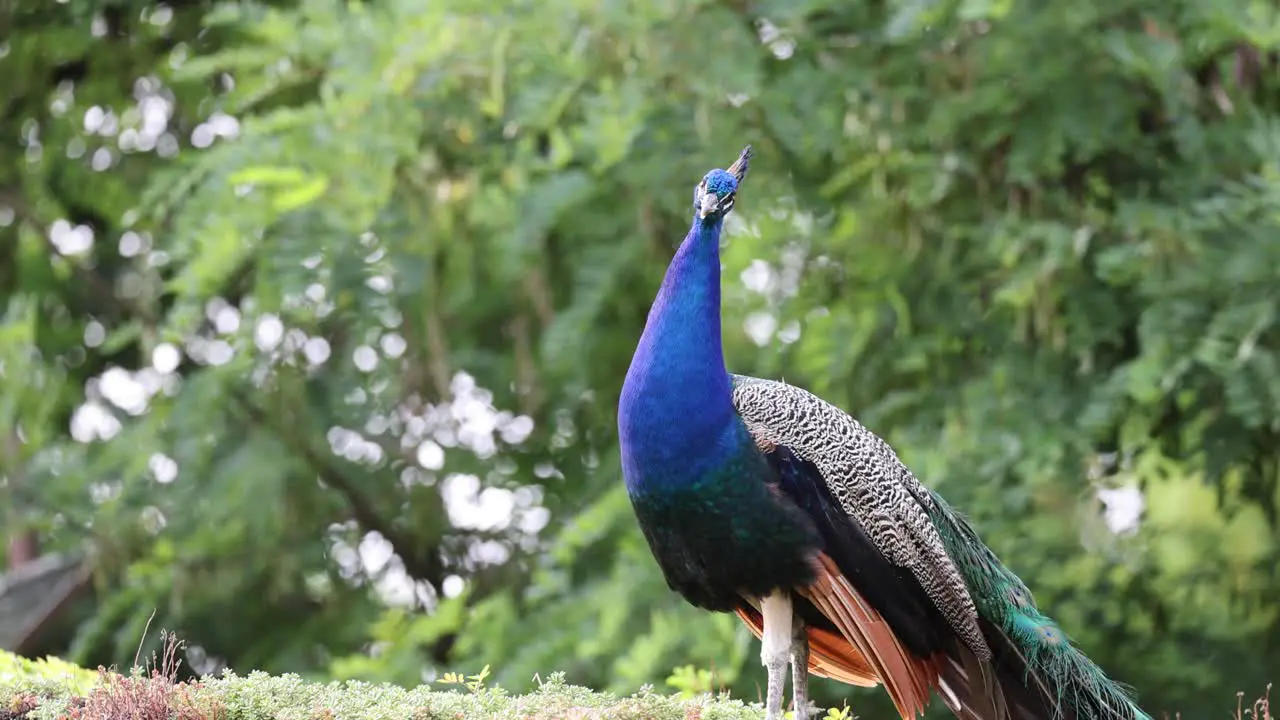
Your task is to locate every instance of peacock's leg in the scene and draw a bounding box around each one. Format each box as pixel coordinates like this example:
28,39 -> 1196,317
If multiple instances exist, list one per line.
760,590 -> 793,720
790,618 -> 815,718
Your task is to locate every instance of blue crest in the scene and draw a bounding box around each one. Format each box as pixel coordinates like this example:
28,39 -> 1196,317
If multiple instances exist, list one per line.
703,169 -> 738,196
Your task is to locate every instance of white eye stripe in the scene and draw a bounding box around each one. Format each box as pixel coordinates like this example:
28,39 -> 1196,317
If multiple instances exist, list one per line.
692,186 -> 736,214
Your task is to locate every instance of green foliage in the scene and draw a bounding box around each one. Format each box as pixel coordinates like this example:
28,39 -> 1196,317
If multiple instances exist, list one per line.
327,596 -> 471,687
439,664 -> 491,694
666,665 -> 720,700
0,652 -> 99,697
3,0 -> 1280,718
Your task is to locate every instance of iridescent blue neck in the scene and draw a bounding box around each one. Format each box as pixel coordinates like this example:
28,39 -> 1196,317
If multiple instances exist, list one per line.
618,215 -> 738,494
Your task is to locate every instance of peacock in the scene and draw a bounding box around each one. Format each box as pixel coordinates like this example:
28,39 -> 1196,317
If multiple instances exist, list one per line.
616,146 -> 1152,720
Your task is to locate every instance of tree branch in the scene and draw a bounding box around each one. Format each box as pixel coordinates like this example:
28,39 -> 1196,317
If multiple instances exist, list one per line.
228,388 -> 445,596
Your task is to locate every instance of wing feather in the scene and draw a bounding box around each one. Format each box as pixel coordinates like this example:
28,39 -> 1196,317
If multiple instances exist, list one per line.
731,374 -> 989,661
731,374 -> 1149,720
799,552 -> 938,719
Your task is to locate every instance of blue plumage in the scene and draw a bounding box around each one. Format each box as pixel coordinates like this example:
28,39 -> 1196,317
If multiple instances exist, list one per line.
619,154 -> 751,496
619,148 -> 822,613
618,205 -> 737,494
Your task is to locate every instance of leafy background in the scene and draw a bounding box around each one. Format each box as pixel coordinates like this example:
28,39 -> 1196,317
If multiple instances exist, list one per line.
2,0 -> 1278,717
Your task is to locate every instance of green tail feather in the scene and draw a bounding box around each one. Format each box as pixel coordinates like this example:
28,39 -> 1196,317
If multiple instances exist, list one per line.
927,491 -> 1153,720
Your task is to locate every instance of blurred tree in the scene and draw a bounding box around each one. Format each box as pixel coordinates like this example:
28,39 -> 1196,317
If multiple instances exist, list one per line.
1,0 -> 1278,718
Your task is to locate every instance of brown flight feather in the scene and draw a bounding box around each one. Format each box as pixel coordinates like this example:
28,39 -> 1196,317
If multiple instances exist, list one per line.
798,553 -> 940,720
733,605 -> 880,687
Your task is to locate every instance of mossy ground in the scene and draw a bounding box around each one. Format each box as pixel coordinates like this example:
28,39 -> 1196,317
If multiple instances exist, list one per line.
3,668 -> 766,720
0,640 -> 1272,720
0,635 -> 767,720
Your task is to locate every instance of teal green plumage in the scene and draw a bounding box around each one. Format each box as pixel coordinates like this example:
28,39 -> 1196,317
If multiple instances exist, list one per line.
927,492 -> 1150,720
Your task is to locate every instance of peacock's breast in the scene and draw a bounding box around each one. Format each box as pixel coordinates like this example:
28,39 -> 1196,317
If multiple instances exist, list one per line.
624,448 -> 824,612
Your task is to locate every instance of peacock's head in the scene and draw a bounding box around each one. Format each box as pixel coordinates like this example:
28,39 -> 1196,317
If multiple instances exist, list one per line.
693,145 -> 752,220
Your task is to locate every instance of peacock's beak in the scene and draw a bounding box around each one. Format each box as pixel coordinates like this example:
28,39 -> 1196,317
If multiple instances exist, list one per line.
698,192 -> 719,218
